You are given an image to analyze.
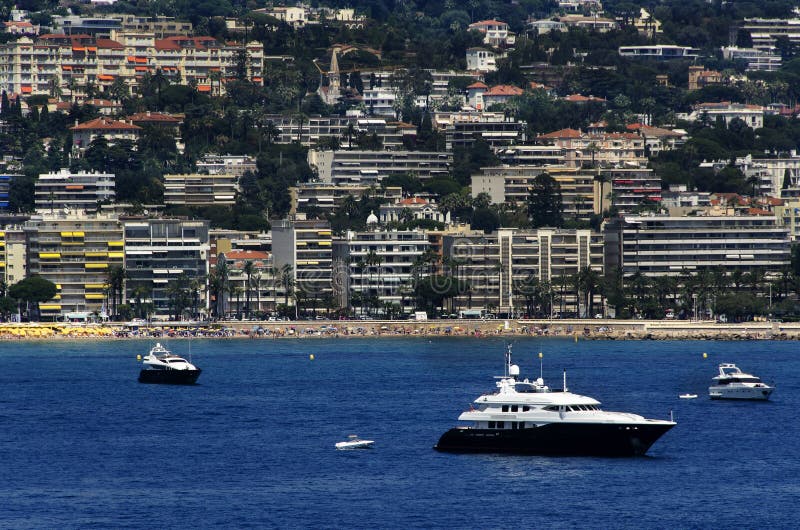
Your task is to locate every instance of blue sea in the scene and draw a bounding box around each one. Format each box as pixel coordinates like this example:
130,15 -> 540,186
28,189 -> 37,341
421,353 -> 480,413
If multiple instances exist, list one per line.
0,337 -> 796,528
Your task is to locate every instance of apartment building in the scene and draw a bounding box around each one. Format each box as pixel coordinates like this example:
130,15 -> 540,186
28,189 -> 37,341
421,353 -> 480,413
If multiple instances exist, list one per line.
618,45 -> 699,59
0,224 -> 27,286
0,33 -> 263,98
535,128 -> 647,167
308,149 -> 452,185
378,197 -> 450,225
123,218 -> 210,318
496,145 -> 566,166
741,18 -> 800,52
601,167 -> 662,213
681,101 -> 765,129
264,115 -> 410,149
223,250 -> 276,316
163,173 -> 239,206
466,48 -> 497,72
271,217 -> 333,307
721,46 -> 781,72
196,154 -> 257,177
471,165 -> 606,221
333,229 -> 431,314
34,169 -> 115,212
603,214 -> 791,277
70,117 -> 141,151
0,174 -> 14,209
289,183 -> 402,215
434,111 -> 526,150
442,228 -> 603,316
468,20 -> 516,47
24,211 -> 124,319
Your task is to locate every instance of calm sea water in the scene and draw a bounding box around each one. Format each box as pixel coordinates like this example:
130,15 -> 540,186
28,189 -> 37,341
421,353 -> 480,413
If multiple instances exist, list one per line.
0,337 -> 796,528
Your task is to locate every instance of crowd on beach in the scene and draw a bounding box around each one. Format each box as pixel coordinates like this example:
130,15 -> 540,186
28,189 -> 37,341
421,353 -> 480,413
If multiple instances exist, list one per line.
0,322 -> 795,341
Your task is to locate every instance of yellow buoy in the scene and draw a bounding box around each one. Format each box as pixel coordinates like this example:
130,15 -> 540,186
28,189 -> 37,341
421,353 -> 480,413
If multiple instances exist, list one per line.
703,352 -> 708,359
539,352 -> 543,359
136,354 -> 142,360
309,354 -> 315,360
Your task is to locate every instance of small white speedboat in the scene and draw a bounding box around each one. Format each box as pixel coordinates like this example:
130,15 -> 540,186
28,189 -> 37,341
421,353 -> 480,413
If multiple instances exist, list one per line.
679,394 -> 698,399
335,435 -> 374,450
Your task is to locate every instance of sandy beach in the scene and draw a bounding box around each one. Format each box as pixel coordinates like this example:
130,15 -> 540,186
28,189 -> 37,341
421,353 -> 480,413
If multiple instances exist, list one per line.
1,318 -> 799,341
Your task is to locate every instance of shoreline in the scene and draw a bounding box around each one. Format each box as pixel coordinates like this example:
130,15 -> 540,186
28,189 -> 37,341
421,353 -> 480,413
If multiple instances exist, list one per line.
1,319 -> 798,341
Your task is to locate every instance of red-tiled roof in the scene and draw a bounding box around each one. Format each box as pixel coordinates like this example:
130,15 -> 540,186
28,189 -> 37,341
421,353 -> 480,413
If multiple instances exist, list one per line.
127,112 -> 182,123
70,117 -> 142,131
539,128 -> 582,139
95,39 -> 124,49
563,94 -> 607,102
398,197 -> 428,205
225,250 -> 269,260
485,85 -> 523,96
466,82 -> 488,90
469,20 -> 508,28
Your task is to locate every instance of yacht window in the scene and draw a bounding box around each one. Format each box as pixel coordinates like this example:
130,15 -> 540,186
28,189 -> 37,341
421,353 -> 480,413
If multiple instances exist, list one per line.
511,405 -> 518,412
488,421 -> 495,428
522,406 -> 530,412
502,405 -> 509,412
497,421 -> 505,429
544,405 -> 559,412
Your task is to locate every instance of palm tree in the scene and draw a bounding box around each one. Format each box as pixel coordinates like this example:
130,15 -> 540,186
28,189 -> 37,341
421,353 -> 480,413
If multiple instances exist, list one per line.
105,265 -> 126,320
215,255 -> 230,318
280,264 -> 295,307
243,260 -> 255,318
253,271 -> 262,318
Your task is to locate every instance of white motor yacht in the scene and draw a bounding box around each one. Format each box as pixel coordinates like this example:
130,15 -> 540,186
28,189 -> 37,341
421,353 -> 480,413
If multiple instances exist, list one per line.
138,343 -> 202,385
709,363 -> 773,400
435,345 -> 676,456
335,435 -> 374,450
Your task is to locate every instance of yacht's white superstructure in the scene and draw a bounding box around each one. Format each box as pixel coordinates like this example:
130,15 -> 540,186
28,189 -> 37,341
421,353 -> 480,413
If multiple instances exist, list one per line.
138,343 -> 202,384
435,346 -> 675,456
709,363 -> 773,400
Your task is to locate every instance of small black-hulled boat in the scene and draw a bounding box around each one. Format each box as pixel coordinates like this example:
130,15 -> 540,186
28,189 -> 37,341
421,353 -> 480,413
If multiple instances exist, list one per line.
138,343 -> 201,385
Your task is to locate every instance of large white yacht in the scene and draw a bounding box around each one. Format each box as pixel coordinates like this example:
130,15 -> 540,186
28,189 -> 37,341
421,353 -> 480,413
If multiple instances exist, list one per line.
709,363 -> 773,400
138,343 -> 202,385
435,346 -> 675,456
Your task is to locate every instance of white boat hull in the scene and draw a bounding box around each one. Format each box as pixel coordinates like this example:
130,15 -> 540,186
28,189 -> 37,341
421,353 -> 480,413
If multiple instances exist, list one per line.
335,440 -> 374,450
709,385 -> 773,400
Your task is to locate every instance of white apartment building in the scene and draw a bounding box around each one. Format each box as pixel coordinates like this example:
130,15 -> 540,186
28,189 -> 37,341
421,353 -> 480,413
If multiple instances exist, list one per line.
196,154 -> 257,176
618,45 -> 699,59
289,183 -> 403,215
466,48 -> 497,72
741,18 -> 800,52
468,20 -> 515,47
681,101 -> 765,129
333,229 -> 431,314
35,169 -> 115,212
0,33 -> 263,98
362,87 -> 397,117
721,46 -> 782,72
378,197 -> 451,225
308,149 -> 452,185
163,173 -> 239,206
603,215 -> 791,277
443,228 -> 604,317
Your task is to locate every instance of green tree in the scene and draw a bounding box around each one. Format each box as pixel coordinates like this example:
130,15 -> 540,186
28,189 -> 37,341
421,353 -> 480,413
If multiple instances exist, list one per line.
8,275 -> 58,321
528,173 -> 564,228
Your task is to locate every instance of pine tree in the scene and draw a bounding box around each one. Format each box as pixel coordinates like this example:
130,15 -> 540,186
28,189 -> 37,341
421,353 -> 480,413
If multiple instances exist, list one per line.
528,173 -> 564,228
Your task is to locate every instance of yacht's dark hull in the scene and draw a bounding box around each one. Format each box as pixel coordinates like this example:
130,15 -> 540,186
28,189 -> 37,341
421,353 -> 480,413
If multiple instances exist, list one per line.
138,368 -> 201,385
435,422 -> 674,457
